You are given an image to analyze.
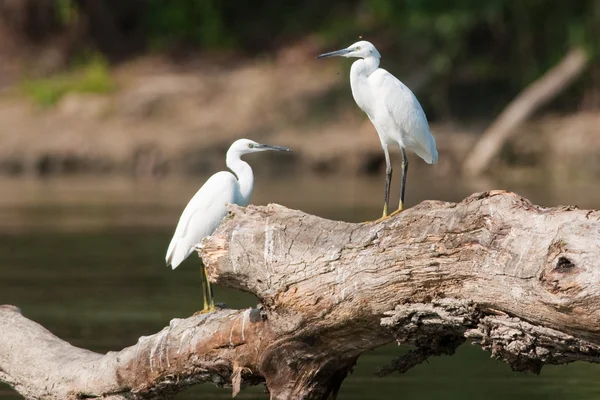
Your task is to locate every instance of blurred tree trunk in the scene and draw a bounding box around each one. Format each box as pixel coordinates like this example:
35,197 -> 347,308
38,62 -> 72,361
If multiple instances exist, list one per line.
2,191 -> 600,399
74,0 -> 145,60
0,0 -> 145,83
463,47 -> 589,177
0,0 -> 59,43
0,0 -> 82,78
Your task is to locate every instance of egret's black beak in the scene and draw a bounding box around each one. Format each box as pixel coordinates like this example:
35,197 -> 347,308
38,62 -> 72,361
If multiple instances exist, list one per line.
258,144 -> 292,152
316,48 -> 351,59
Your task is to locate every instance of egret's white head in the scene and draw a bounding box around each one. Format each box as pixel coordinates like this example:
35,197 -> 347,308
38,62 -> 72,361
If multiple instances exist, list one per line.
316,40 -> 381,60
228,138 -> 291,156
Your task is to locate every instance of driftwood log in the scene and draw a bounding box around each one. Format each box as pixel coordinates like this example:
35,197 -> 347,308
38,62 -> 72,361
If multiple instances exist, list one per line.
2,190 -> 600,399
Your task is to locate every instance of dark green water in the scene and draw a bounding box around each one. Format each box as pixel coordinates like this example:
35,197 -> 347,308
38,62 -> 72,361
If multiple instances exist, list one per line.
1,176 -> 600,399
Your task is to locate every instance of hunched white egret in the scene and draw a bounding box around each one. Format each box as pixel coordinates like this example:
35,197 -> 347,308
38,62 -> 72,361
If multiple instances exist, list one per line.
166,138 -> 291,312
317,40 -> 438,219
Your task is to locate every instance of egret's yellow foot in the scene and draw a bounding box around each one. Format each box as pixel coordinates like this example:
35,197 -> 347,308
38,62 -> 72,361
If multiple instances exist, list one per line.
203,293 -> 216,313
194,288 -> 216,314
388,209 -> 404,218
202,284 -> 215,313
194,303 -> 216,315
371,215 -> 390,223
194,307 -> 215,315
369,204 -> 390,223
194,265 -> 217,314
388,202 -> 405,218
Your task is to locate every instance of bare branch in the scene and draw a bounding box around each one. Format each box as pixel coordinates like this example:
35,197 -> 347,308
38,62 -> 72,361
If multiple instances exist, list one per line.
463,47 -> 589,176
0,305 -> 266,399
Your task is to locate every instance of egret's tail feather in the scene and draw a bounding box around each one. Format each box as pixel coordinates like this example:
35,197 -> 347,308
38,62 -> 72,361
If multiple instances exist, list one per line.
414,144 -> 438,165
166,237 -> 178,268
166,242 -> 195,270
168,250 -> 185,270
429,147 -> 439,164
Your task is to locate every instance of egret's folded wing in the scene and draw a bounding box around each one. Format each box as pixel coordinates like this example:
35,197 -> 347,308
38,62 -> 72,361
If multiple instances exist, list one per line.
166,171 -> 238,268
372,69 -> 438,164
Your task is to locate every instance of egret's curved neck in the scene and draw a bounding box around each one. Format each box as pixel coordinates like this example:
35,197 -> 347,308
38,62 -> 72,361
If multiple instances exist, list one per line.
351,55 -> 380,78
226,150 -> 254,205
350,56 -> 381,116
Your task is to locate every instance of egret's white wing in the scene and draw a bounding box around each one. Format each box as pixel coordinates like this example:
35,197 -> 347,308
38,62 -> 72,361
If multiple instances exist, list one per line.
370,69 -> 438,164
166,171 -> 238,269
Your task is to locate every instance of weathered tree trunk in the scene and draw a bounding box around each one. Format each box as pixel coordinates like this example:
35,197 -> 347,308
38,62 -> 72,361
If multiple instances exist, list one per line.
2,191 -> 600,399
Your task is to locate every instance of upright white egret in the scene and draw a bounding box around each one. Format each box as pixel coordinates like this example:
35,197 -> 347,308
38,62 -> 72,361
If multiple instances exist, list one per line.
317,41 -> 438,219
166,138 -> 291,312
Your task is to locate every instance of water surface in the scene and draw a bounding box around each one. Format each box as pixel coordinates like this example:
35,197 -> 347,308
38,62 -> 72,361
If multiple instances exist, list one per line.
1,175 -> 599,399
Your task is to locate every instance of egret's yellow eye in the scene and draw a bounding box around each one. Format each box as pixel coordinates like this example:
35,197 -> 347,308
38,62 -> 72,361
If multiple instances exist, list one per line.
356,46 -> 361,50
247,143 -> 253,148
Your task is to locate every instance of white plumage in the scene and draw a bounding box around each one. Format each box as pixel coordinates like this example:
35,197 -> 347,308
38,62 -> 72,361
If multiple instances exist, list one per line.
317,40 -> 438,218
363,68 -> 438,164
166,138 -> 291,311
166,171 -> 238,269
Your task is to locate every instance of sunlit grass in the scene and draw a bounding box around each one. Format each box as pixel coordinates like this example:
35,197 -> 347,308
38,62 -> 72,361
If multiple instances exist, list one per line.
21,55 -> 114,107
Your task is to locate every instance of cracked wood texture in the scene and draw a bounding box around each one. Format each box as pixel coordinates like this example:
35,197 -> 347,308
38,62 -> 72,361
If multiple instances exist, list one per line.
2,190 -> 600,400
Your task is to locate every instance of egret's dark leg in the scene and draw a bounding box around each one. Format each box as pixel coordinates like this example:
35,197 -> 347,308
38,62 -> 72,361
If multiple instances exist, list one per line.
371,145 -> 392,223
199,265 -> 208,312
399,147 -> 409,211
391,148 -> 408,216
384,146 -> 393,217
198,262 -> 215,313
384,145 -> 394,212
205,267 -> 215,311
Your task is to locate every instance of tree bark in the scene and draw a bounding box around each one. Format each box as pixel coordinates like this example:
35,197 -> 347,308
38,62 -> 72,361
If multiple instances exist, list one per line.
2,190 -> 600,399
463,47 -> 589,177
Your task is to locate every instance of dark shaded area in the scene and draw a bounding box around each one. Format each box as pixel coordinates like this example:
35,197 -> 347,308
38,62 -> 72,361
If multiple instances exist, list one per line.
555,256 -> 576,272
376,334 -> 465,376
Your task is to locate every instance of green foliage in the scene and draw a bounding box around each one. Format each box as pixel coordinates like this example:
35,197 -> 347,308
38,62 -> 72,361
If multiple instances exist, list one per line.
360,0 -> 597,77
53,1 -> 599,77
21,55 -> 113,107
144,0 -> 234,49
34,0 -> 600,115
141,0 -> 336,51
341,0 -> 600,117
138,0 -> 597,116
54,0 -> 77,25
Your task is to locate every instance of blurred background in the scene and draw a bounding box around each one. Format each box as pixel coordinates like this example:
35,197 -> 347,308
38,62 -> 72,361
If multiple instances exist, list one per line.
1,1 -> 600,399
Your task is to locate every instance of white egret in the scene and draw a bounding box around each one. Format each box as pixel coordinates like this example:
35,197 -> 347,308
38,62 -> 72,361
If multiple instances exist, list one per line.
166,138 -> 291,312
317,41 -> 438,219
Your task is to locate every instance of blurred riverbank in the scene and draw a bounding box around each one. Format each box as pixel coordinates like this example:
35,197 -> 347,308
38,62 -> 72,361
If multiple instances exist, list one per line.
1,53 -> 599,185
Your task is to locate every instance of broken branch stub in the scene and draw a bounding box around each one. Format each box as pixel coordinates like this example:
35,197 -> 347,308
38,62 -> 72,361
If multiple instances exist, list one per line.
2,190 -> 600,399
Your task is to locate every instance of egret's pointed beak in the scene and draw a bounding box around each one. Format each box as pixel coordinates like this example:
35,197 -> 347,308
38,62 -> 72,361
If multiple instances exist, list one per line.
258,144 -> 292,152
316,48 -> 351,59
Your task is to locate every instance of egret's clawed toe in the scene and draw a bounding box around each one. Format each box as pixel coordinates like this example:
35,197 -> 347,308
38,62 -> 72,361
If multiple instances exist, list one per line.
193,304 -> 217,315
388,208 -> 404,218
388,201 -> 405,218
367,204 -> 390,223
369,208 -> 404,223
370,215 -> 389,223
